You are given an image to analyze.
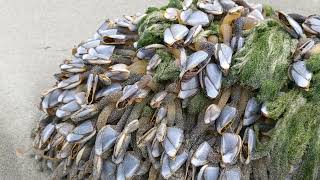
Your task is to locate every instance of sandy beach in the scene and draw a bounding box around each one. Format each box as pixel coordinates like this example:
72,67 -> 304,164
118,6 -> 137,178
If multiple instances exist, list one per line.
0,0 -> 318,179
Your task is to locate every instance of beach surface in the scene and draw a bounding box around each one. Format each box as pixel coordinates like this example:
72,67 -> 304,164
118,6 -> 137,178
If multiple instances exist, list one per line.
0,0 -> 318,179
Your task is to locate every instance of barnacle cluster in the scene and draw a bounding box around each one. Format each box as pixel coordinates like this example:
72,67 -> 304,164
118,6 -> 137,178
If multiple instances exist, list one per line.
32,0 -> 320,179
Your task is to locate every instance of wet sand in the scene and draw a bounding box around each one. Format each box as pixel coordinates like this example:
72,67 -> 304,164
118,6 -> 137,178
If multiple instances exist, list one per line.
0,0 -> 318,179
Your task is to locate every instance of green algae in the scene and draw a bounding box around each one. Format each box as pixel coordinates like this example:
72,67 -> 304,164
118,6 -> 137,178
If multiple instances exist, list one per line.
225,20 -> 297,102
141,0 -> 183,31
161,0 -> 183,10
263,4 -> 275,17
264,91 -> 300,120
304,54 -> 320,102
193,30 -> 214,43
145,7 -> 160,14
294,126 -> 320,180
270,102 -> 320,179
207,21 -> 220,35
306,53 -> 320,73
187,91 -> 210,115
305,73 -> 320,102
141,105 -> 154,117
255,90 -> 320,179
137,10 -> 172,48
136,8 -> 179,81
137,23 -> 170,48
254,69 -> 320,179
153,49 -> 180,82
138,10 -> 168,34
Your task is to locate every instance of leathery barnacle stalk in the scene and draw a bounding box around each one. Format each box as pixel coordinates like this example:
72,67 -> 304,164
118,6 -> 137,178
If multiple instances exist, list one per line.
31,0 -> 320,179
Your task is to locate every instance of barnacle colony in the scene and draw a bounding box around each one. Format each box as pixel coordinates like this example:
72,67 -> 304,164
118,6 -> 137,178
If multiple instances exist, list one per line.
32,0 -> 320,179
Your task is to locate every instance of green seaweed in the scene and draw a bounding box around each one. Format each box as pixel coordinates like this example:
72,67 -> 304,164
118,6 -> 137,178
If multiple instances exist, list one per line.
207,21 -> 220,35
136,9 -> 172,48
145,7 -> 160,14
187,91 -> 210,115
138,10 -> 167,35
161,0 -> 183,10
271,102 -> 320,179
141,105 -> 154,117
263,4 -> 275,17
294,126 -> 320,179
193,30 -> 214,43
225,20 -> 297,102
255,91 -> 320,179
305,73 -> 320,102
264,91 -> 300,120
137,23 -> 170,48
304,54 -> 320,102
153,49 -> 180,82
233,19 -> 320,180
306,53 -> 320,73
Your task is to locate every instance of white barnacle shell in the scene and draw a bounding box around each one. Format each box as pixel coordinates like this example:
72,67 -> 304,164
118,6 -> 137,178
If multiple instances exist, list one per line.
164,24 -> 189,46
95,125 -> 120,156
163,127 -> 184,158
243,98 -> 261,126
202,63 -> 222,99
220,0 -> 237,11
240,128 -> 256,164
118,152 -> 141,179
290,60 -> 312,88
57,74 -> 82,89
56,100 -> 81,118
164,8 -> 179,21
179,50 -> 209,78
216,106 -> 237,134
197,165 -> 220,180
105,64 -> 130,81
161,151 -> 188,179
220,133 -> 242,165
191,141 -> 213,167
214,43 -> 233,74
204,104 -> 221,124
66,120 -> 95,143
41,89 -> 62,110
178,76 -> 200,99
220,167 -> 241,180
197,0 -> 223,15
184,25 -> 203,45
182,0 -> 193,10
180,9 -> 209,27
278,11 -> 304,38
303,15 -> 320,35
